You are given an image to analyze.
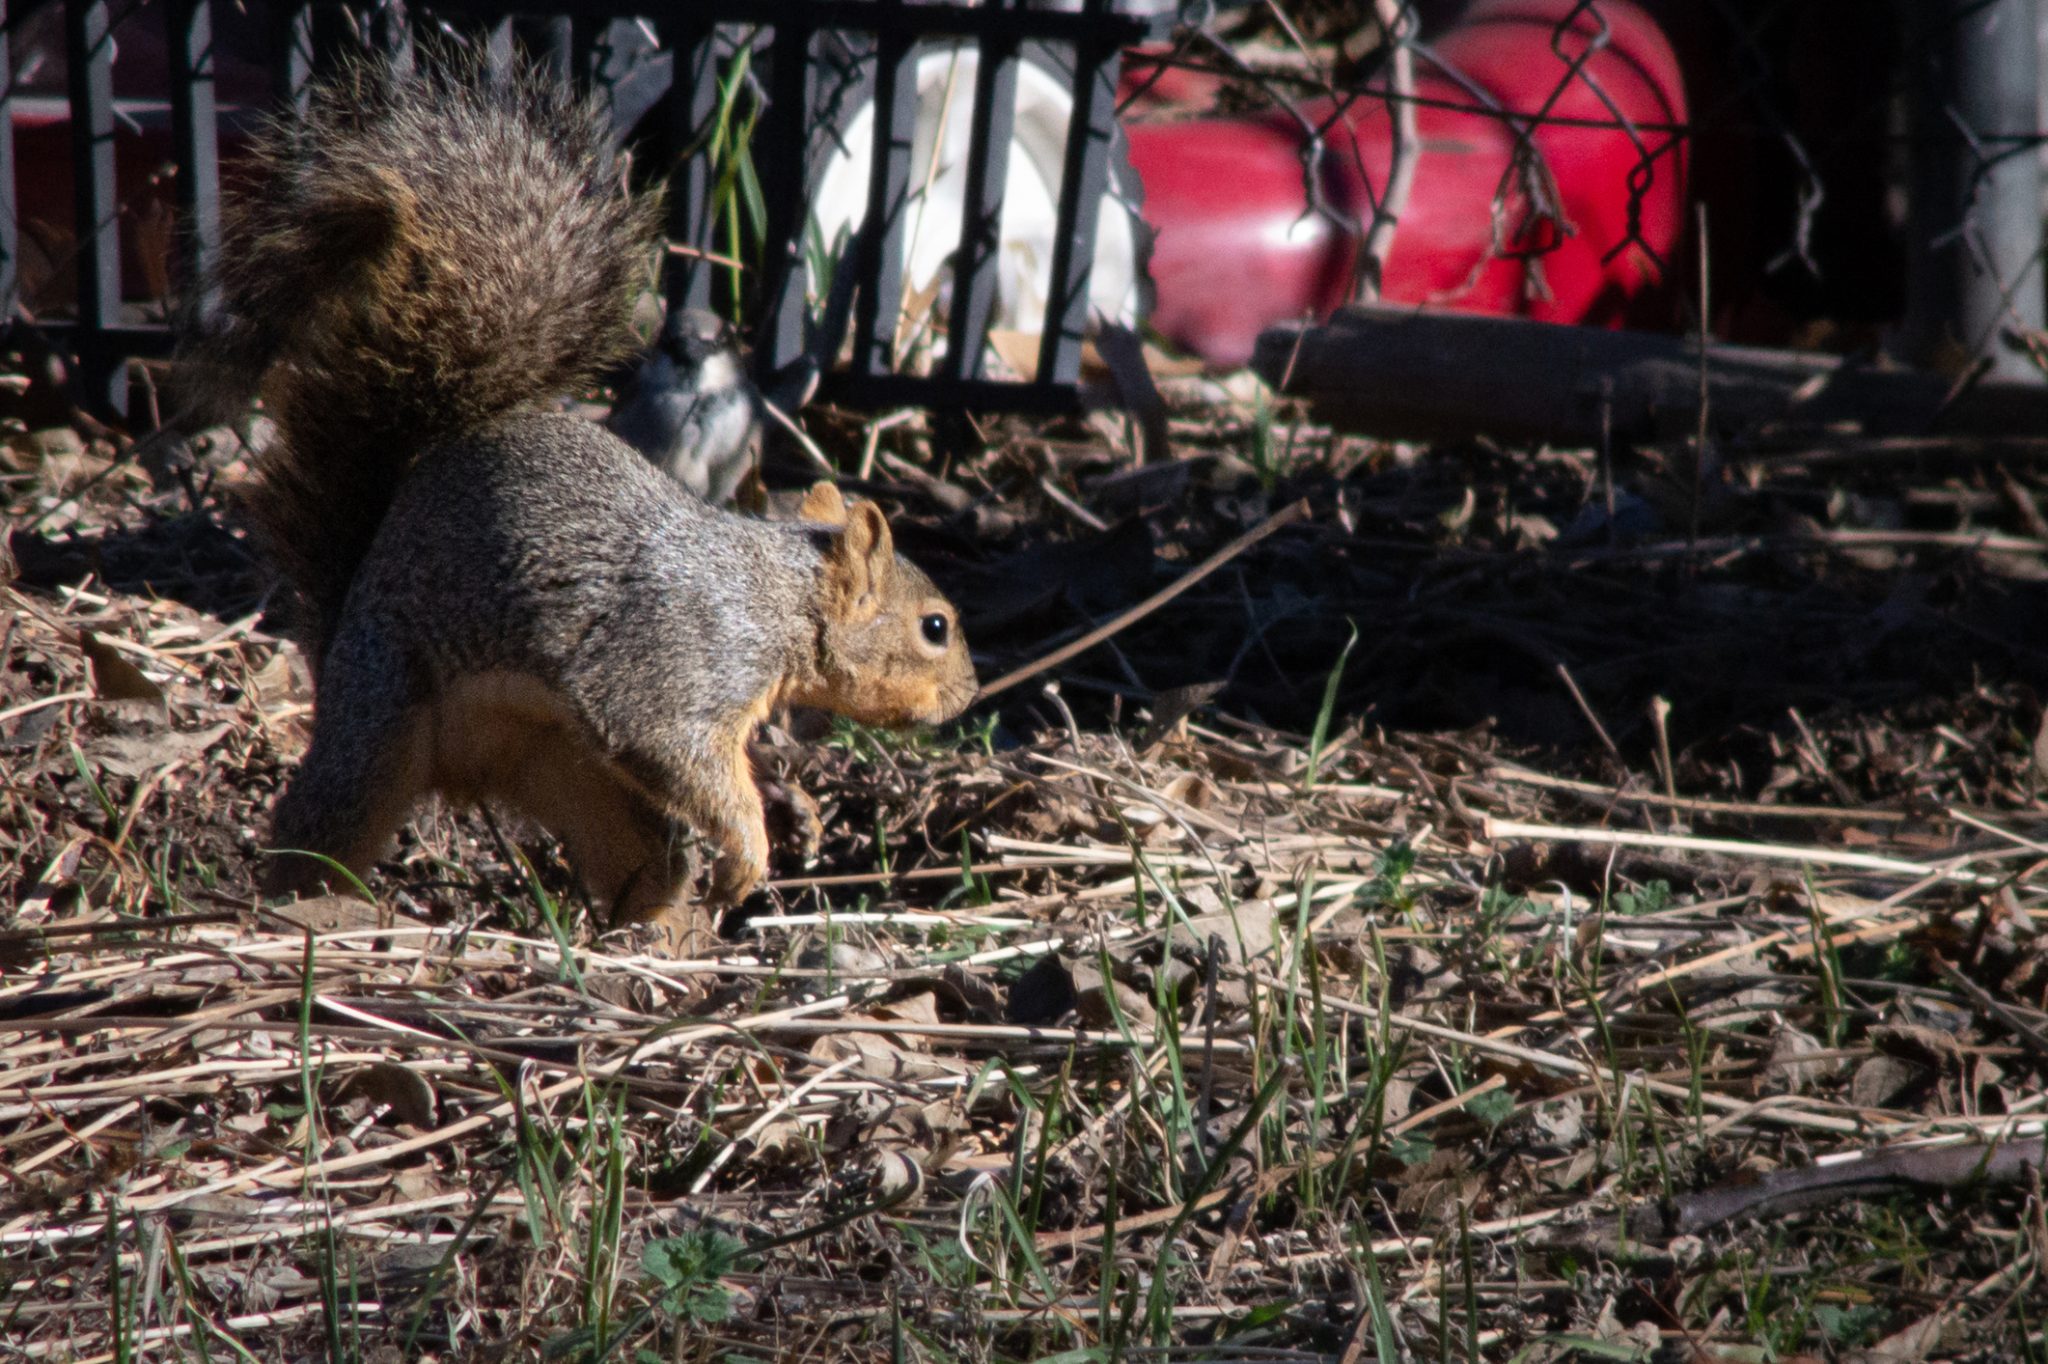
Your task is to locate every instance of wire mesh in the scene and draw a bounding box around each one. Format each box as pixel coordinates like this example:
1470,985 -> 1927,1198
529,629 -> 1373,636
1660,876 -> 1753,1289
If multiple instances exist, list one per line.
4,0 -> 2045,420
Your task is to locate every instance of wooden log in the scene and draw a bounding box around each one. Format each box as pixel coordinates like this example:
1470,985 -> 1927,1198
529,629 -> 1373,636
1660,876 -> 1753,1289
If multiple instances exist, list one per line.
1252,305 -> 2048,447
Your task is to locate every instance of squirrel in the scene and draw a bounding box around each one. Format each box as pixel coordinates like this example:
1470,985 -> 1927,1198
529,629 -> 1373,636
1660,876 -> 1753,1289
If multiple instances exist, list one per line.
187,57 -> 978,948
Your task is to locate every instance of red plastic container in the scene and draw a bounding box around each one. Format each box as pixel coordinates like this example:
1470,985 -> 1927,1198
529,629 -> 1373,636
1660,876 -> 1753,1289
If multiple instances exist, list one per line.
1126,0 -> 1688,367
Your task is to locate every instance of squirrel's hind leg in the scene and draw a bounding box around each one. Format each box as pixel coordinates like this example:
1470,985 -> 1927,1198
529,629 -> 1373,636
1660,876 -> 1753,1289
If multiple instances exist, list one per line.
487,723 -> 714,954
264,642 -> 430,899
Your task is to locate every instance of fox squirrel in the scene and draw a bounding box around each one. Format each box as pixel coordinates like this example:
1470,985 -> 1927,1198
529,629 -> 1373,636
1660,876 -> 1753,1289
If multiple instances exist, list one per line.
189,58 -> 978,947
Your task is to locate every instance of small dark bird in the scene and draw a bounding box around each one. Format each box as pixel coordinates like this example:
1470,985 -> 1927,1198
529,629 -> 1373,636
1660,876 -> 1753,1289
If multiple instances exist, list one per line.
606,306 -> 759,504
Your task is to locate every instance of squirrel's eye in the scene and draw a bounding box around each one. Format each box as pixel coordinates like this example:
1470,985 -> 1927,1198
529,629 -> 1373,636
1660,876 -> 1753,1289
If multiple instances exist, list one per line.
920,613 -> 949,647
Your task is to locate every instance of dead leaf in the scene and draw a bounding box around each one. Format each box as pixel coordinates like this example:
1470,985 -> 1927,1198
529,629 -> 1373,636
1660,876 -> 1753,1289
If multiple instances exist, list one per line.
811,1028 -> 959,1083
869,987 -> 942,1039
1870,1023 -> 1965,1071
77,629 -> 165,708
249,649 -> 307,707
1069,958 -> 1156,1028
1174,901 -> 1278,969
1849,1053 -> 1926,1111
92,721 -> 231,780
865,1149 -> 925,1207
1853,1312 -> 1948,1362
1139,682 -> 1225,750
1761,1021 -> 1840,1095
267,895 -> 390,934
1391,1147 -> 1483,1220
336,1061 -> 438,1128
985,329 -> 1039,382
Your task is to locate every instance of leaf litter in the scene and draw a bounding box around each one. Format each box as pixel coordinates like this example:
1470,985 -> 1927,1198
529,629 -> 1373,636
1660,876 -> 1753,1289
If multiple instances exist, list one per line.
3,384 -> 2047,1362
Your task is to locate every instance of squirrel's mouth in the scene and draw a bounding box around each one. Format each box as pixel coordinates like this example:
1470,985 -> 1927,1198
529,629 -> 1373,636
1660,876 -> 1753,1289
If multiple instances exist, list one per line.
922,669 -> 980,726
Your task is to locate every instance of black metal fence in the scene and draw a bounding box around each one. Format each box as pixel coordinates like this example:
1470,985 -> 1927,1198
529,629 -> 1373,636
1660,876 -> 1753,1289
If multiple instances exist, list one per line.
7,0 -> 2045,427
6,0 -> 1181,419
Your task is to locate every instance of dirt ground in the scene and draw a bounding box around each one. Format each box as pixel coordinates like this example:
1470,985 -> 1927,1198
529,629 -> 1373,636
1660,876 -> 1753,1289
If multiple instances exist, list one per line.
5,360 -> 2048,1361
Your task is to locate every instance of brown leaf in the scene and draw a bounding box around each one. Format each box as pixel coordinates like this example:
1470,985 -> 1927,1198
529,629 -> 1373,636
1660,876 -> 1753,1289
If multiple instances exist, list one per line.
336,1061 -> 438,1128
1870,1023 -> 1965,1071
1849,1053 -> 1926,1110
869,986 -> 942,1039
267,895 -> 390,934
1761,1021 -> 1840,1095
1070,958 -> 1157,1028
1853,1312 -> 1948,1362
248,649 -> 308,707
77,629 -> 165,707
812,1028 -> 959,1083
92,721 -> 231,780
939,964 -> 1005,1022
1391,1148 -> 1483,1220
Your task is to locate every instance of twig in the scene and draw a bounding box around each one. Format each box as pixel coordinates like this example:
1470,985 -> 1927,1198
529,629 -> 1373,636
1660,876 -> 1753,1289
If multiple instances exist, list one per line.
1482,760 -> 1913,823
1354,0 -> 1418,303
1554,662 -> 1622,763
1692,202 -> 1710,564
759,395 -> 835,475
1482,817 -> 2048,894
977,500 -> 1309,698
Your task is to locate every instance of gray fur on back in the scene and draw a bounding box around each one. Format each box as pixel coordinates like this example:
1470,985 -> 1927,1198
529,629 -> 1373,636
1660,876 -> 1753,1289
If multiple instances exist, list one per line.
330,412 -> 823,754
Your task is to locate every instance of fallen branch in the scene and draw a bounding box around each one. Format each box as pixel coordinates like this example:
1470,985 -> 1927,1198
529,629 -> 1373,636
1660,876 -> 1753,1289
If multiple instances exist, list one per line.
1569,1134 -> 2048,1246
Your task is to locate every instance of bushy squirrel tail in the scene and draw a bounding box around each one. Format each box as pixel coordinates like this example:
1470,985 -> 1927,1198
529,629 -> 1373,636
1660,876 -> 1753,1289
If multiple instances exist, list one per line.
185,56 -> 659,657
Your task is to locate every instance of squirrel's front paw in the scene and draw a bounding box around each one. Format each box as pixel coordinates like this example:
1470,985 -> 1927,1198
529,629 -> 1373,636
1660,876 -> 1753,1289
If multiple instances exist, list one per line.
616,903 -> 718,958
638,901 -> 720,954
708,849 -> 767,907
759,778 -> 822,865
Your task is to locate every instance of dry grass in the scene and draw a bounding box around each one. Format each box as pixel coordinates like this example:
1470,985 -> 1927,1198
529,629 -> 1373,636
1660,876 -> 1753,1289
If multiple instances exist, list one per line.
4,385 -> 2048,1363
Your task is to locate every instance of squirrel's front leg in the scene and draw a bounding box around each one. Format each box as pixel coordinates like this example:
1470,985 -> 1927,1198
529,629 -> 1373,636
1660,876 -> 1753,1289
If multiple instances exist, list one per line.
702,752 -> 770,906
643,718 -> 770,908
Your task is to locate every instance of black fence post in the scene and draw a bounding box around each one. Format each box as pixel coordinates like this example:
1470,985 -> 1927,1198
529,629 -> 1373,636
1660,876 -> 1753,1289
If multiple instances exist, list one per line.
943,22 -> 1020,384
22,0 -> 1173,422
756,8 -> 817,380
1900,0 -> 2046,382
65,0 -> 125,415
852,18 -> 919,378
0,0 -> 16,324
168,0 -> 222,327
659,18 -> 723,316
1034,0 -> 1122,389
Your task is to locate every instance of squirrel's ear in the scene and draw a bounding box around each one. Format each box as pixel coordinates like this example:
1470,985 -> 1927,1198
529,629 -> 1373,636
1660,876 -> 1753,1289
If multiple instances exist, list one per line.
821,502 -> 896,619
846,501 -> 894,575
798,481 -> 848,527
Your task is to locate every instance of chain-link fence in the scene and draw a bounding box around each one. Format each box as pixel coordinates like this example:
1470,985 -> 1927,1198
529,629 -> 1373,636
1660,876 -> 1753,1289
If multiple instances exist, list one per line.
5,0 -> 2045,421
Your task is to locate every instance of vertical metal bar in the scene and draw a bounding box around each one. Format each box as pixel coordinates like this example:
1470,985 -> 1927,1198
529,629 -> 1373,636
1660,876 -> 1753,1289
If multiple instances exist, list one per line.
943,26 -> 1019,382
657,17 -> 722,315
756,15 -> 815,376
1034,4 -> 1120,387
532,16 -> 574,83
481,16 -> 516,80
852,22 -> 919,377
0,0 -> 18,321
66,0 -> 124,413
572,17 -> 600,89
370,0 -> 415,72
1901,0 -> 2045,382
168,0 -> 220,324
273,5 -> 316,114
